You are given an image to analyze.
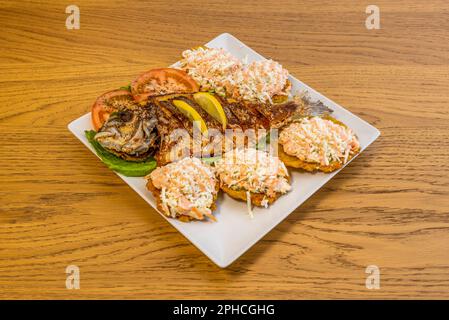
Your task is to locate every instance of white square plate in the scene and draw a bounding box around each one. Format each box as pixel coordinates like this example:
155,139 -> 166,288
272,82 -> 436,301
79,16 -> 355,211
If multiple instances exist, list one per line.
68,33 -> 380,268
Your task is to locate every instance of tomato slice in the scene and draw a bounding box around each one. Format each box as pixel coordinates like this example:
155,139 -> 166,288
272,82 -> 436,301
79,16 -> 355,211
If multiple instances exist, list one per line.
131,68 -> 199,102
91,89 -> 134,131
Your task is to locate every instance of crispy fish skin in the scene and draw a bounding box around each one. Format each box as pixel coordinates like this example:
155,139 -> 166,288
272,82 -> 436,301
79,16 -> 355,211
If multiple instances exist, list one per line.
154,92 -> 330,132
222,103 -> 242,129
225,99 -> 269,130
153,96 -> 214,164
157,99 -> 195,136
94,102 -> 159,161
152,95 -> 230,164
219,92 -> 332,132
152,92 -> 336,166
250,101 -> 297,127
152,99 -> 194,166
250,94 -> 333,129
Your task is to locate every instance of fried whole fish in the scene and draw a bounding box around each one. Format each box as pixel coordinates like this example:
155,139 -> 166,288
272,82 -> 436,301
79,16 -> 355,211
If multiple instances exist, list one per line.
92,89 -> 333,165
153,98 -> 196,166
149,92 -> 333,165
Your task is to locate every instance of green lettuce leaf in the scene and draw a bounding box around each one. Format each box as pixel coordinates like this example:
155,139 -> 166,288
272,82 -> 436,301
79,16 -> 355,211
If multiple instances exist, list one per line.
85,130 -> 157,177
119,84 -> 131,91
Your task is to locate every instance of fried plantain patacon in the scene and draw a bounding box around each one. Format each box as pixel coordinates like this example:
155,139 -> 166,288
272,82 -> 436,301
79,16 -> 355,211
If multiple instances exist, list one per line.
278,116 -> 361,173
214,148 -> 291,213
146,157 -> 219,222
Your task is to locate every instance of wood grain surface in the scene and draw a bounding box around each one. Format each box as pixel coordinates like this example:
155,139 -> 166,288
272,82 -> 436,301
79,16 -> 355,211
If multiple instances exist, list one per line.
1,0 -> 449,299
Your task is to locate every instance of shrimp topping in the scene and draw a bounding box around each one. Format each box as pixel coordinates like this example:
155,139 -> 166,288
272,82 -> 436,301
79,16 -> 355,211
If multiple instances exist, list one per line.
180,47 -> 290,103
181,47 -> 242,98
279,117 -> 360,166
148,157 -> 218,220
215,148 -> 291,198
235,59 -> 289,103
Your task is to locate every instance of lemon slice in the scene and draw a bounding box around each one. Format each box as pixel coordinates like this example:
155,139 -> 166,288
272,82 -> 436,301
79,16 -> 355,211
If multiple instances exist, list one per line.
172,99 -> 208,135
193,92 -> 227,130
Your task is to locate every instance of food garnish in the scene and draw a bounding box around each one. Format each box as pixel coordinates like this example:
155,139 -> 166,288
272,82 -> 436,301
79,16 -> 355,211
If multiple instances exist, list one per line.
193,92 -> 227,130
215,148 -> 291,211
91,89 -> 135,131
146,157 -> 219,221
278,116 -> 360,172
131,68 -> 199,102
181,47 -> 242,97
85,130 -> 157,177
172,99 -> 209,135
236,59 -> 290,103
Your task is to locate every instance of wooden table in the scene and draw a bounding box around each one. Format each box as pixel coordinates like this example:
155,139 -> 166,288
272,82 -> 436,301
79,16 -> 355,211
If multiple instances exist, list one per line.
1,0 -> 448,299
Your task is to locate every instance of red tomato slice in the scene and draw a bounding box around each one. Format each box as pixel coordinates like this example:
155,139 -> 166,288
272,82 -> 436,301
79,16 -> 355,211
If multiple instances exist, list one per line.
131,68 -> 199,102
91,89 -> 134,131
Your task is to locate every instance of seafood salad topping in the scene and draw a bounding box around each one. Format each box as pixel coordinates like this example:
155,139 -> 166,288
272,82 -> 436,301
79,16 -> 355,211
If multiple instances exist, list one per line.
215,148 -> 291,202
148,157 -> 218,220
236,59 -> 290,103
181,48 -> 242,97
181,47 -> 290,103
279,117 -> 360,166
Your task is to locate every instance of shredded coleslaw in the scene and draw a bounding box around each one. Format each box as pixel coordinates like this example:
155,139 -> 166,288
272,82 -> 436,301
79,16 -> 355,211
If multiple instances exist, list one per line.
215,148 -> 291,199
148,157 -> 218,220
180,47 -> 290,103
279,117 -> 360,166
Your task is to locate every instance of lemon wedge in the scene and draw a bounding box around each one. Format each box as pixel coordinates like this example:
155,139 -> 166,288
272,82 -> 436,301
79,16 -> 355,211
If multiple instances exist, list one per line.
172,99 -> 208,135
193,92 -> 227,131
